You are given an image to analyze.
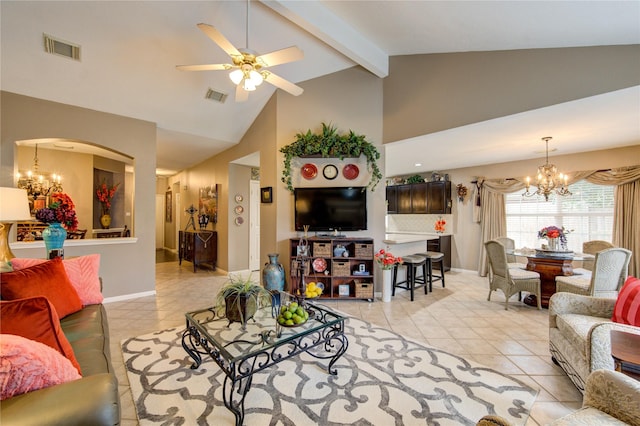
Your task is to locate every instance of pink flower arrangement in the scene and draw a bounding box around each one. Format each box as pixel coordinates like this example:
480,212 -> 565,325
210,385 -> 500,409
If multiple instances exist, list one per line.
35,192 -> 78,231
374,249 -> 403,270
96,180 -> 120,214
538,226 -> 571,249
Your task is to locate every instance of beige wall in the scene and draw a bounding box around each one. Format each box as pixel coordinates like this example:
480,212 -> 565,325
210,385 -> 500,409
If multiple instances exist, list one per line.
384,45 -> 640,143
1,91 -> 156,299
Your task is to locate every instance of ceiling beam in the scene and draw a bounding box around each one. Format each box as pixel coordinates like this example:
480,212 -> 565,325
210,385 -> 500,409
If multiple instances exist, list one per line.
261,0 -> 388,78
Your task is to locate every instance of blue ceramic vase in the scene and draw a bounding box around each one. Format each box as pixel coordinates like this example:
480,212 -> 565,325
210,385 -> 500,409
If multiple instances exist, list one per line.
262,253 -> 285,292
42,222 -> 67,256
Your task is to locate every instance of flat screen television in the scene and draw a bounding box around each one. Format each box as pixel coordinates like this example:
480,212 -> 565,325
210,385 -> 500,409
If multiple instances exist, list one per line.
294,187 -> 367,232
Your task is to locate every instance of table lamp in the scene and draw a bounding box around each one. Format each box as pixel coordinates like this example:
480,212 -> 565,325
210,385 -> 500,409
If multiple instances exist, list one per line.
0,187 -> 32,271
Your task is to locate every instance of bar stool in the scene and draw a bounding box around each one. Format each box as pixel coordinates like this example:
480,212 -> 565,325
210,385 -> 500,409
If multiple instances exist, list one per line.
392,254 -> 428,301
416,251 -> 445,292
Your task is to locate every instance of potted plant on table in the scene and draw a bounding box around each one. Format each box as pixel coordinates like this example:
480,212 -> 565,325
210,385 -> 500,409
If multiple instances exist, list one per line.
215,273 -> 273,328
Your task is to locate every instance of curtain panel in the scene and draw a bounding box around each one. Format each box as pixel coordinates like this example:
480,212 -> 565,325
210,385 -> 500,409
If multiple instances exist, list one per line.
476,165 -> 640,278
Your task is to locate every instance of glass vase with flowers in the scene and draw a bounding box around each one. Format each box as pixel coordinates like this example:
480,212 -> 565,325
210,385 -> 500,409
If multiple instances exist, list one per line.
375,249 -> 403,302
538,226 -> 571,251
35,192 -> 78,257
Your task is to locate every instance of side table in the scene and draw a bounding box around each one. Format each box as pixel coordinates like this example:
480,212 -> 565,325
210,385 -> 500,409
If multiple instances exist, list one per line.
610,330 -> 640,381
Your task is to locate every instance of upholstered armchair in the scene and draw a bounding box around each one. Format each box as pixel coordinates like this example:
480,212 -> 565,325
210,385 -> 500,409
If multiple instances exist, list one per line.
548,292 -> 640,393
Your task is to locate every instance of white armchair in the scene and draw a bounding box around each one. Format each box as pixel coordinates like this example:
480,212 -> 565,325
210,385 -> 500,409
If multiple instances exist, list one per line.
549,292 -> 640,393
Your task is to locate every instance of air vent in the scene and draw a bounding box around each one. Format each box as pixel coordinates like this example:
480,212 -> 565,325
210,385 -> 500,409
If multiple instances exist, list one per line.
43,34 -> 80,61
205,88 -> 227,103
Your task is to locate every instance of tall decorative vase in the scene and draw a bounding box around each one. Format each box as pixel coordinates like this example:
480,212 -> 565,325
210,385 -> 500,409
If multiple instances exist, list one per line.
100,213 -> 111,229
262,253 -> 285,292
382,268 -> 392,303
42,223 -> 66,258
547,237 -> 559,251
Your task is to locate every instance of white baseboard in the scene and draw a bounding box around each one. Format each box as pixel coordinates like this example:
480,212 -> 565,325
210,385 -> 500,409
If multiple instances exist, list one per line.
103,290 -> 156,303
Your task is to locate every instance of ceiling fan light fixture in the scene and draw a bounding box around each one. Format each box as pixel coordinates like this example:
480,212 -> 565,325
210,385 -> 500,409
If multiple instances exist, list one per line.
249,70 -> 263,86
229,69 -> 244,85
242,79 -> 256,91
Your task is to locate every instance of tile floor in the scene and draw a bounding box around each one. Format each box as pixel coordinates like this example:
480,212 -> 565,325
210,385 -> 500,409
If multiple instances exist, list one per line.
106,262 -> 584,425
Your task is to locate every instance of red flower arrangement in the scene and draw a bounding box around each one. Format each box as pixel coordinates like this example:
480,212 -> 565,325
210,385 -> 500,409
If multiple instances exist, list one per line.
435,217 -> 446,233
538,226 -> 571,249
374,249 -> 403,270
35,192 -> 78,231
96,180 -> 120,214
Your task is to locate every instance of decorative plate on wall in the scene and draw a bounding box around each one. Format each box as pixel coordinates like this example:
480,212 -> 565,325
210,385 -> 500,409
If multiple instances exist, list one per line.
301,163 -> 317,180
343,164 -> 359,180
322,164 -> 338,180
234,217 -> 244,226
234,205 -> 244,215
235,194 -> 243,203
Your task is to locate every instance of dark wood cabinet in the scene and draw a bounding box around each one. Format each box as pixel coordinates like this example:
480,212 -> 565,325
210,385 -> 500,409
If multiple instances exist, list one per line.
179,230 -> 217,272
427,235 -> 451,272
397,184 -> 412,213
386,181 -> 451,214
410,183 -> 428,213
385,186 -> 398,213
427,181 -> 452,214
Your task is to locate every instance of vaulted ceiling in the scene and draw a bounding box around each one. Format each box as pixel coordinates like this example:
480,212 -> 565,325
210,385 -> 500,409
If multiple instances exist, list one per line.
2,1 -> 639,176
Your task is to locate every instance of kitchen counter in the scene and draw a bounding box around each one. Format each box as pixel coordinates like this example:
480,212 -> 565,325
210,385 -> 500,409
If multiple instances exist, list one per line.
383,232 -> 449,244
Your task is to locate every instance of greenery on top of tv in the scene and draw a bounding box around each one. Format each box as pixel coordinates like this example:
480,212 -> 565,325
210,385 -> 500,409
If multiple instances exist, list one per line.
280,122 -> 382,192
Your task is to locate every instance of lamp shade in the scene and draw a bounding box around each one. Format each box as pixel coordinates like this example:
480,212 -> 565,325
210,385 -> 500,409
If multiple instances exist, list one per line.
0,188 -> 32,221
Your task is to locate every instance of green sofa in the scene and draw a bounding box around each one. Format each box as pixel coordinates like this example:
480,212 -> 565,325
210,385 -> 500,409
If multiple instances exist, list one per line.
1,304 -> 120,425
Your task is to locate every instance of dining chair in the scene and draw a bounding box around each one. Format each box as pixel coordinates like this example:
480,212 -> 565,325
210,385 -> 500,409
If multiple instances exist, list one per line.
494,236 -> 526,269
555,247 -> 632,298
575,240 -> 615,274
485,240 -> 541,310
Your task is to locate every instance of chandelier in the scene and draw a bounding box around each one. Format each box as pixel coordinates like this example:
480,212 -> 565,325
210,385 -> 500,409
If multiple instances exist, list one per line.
16,144 -> 63,200
523,137 -> 571,202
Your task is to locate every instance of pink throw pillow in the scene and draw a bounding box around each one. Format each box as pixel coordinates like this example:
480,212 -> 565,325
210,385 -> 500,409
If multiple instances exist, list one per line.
0,334 -> 81,400
612,276 -> 640,327
11,255 -> 103,305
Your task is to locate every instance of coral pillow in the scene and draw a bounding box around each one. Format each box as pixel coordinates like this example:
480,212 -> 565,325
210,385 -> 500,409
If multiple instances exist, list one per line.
10,255 -> 103,305
612,276 -> 640,327
0,297 -> 81,374
0,257 -> 82,318
0,334 -> 81,400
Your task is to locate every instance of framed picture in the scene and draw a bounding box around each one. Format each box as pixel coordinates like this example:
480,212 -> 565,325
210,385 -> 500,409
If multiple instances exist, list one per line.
261,186 -> 273,203
199,184 -> 220,223
165,191 -> 172,222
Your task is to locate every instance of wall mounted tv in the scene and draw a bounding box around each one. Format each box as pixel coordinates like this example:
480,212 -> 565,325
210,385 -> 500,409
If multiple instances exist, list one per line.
294,187 -> 367,232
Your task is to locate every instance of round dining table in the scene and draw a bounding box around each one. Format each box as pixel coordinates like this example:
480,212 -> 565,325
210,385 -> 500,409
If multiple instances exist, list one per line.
511,250 -> 594,308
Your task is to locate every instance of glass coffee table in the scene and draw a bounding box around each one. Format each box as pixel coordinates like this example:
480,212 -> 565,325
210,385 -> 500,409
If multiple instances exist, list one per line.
182,296 -> 348,426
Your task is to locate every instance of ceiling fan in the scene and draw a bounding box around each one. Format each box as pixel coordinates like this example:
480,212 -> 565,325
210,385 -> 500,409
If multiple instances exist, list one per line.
176,1 -> 304,102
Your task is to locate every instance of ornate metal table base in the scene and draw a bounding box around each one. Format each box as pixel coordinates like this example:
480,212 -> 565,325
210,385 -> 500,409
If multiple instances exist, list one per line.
181,304 -> 347,426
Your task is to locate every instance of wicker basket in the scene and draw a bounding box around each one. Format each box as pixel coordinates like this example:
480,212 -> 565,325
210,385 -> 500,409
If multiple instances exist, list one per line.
355,281 -> 374,299
332,260 -> 350,276
354,243 -> 373,258
313,242 -> 331,257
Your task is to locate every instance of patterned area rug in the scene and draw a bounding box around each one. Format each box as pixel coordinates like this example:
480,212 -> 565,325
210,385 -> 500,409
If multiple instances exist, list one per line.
122,316 -> 538,425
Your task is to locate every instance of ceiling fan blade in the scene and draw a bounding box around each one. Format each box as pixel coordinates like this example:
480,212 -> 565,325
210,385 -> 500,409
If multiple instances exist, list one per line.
176,63 -> 231,72
197,23 -> 242,59
263,71 -> 304,96
256,46 -> 303,68
235,84 -> 249,103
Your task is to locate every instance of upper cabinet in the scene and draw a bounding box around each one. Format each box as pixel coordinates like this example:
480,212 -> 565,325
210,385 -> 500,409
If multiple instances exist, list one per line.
386,181 -> 451,214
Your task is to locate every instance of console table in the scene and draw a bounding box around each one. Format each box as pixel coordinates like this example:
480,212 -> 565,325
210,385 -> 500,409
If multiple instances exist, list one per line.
179,230 -> 217,272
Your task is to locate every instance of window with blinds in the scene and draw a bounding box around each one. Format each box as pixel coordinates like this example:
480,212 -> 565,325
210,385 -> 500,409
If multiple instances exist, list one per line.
505,180 -> 614,252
